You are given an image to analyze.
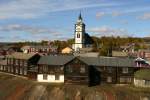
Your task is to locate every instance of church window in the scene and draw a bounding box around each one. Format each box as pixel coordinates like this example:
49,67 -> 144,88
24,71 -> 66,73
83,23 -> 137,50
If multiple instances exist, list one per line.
77,33 -> 80,38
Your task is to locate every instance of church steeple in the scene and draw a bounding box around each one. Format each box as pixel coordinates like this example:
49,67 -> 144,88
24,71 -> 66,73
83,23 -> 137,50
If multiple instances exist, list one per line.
78,12 -> 82,20
74,13 -> 86,51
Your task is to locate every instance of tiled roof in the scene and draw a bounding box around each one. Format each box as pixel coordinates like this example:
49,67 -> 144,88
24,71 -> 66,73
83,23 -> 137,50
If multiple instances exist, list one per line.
6,52 -> 37,60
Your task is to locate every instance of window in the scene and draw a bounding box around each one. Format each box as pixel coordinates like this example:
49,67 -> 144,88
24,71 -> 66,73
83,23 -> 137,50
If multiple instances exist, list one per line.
122,68 -> 128,73
8,67 -> 10,72
0,66 -> 2,70
20,60 -> 23,66
145,80 -> 150,85
80,66 -> 85,73
24,61 -> 27,66
107,76 -> 112,82
15,67 -> 18,74
20,68 -> 23,74
43,66 -> 48,73
67,65 -> 73,73
107,67 -> 113,73
15,59 -> 18,65
24,68 -> 27,75
43,74 -> 47,80
11,67 -> 13,73
120,77 -> 131,83
60,67 -> 64,71
55,74 -> 59,80
77,33 -> 80,38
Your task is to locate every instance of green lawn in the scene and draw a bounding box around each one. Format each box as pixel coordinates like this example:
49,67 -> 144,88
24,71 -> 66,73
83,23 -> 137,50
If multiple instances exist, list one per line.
0,72 -> 150,100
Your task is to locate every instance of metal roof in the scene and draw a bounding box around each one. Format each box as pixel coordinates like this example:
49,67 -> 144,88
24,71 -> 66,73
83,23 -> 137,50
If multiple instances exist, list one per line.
38,55 -> 75,65
79,57 -> 135,67
38,55 -> 135,67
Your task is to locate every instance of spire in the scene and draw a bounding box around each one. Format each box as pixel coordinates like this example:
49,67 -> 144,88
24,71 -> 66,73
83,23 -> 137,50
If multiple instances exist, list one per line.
78,12 -> 82,20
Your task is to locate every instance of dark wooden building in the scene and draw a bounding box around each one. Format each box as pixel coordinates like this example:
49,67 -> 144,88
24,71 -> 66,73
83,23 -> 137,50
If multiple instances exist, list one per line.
37,55 -> 74,82
5,52 -> 40,76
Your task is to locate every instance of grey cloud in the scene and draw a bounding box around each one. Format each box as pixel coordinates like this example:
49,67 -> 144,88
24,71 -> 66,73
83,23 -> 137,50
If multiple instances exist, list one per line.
0,24 -> 62,36
88,26 -> 134,37
138,13 -> 150,20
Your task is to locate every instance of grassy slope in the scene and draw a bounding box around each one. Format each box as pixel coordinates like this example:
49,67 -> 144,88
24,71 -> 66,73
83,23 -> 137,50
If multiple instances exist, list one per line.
0,72 -> 150,100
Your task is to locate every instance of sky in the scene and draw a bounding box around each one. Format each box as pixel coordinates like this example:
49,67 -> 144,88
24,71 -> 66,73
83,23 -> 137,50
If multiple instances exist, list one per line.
0,0 -> 150,42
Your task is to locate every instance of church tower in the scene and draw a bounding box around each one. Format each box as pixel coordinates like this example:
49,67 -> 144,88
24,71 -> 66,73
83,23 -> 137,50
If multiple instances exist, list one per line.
74,13 -> 85,51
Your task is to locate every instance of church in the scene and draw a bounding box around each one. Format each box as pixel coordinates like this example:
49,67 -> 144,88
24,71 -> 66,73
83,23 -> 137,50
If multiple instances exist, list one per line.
73,13 -> 93,52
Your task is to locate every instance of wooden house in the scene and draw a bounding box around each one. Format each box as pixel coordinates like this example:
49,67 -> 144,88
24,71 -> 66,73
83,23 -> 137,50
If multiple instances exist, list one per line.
61,47 -> 73,54
37,55 -> 74,83
134,69 -> 150,87
36,55 -> 139,86
0,60 -> 7,72
6,52 -> 40,76
78,57 -> 136,85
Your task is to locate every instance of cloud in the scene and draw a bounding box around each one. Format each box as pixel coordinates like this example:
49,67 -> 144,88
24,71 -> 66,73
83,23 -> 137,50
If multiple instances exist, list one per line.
88,26 -> 133,37
138,13 -> 150,20
112,11 -> 122,17
0,0 -> 119,19
0,24 -> 72,42
96,12 -> 105,19
0,24 -> 61,35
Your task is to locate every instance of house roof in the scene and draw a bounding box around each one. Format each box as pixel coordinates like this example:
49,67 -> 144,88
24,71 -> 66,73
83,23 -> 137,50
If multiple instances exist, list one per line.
134,69 -> 150,80
79,56 -> 135,67
38,55 -> 135,67
21,45 -> 58,50
74,52 -> 99,57
112,51 -> 128,57
6,52 -> 38,60
38,55 -> 75,65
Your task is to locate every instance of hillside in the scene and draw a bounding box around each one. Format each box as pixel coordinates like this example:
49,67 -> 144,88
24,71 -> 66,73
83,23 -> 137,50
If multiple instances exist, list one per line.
0,72 -> 150,100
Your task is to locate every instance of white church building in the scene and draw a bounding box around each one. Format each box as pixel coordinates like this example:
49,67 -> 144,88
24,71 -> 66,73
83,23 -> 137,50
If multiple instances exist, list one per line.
73,13 -> 93,52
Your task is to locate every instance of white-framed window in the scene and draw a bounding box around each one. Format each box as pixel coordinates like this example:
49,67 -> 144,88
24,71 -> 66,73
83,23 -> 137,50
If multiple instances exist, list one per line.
107,76 -> 112,82
15,59 -> 18,65
16,67 -> 18,74
24,68 -> 27,75
120,77 -> 131,83
80,66 -> 85,73
24,61 -> 27,66
20,68 -> 23,74
122,68 -> 128,73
